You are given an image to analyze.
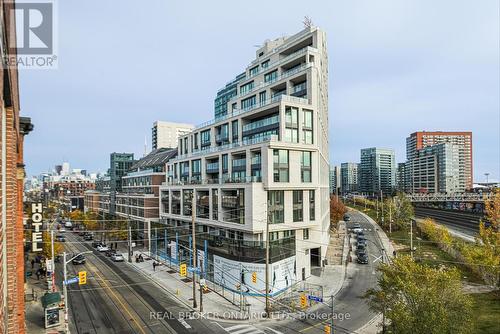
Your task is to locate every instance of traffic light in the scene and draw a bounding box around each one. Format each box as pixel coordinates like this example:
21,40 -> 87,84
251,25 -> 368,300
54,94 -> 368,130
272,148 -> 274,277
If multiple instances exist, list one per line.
300,294 -> 307,308
324,325 -> 331,334
78,271 -> 87,285
252,272 -> 257,284
180,264 -> 187,277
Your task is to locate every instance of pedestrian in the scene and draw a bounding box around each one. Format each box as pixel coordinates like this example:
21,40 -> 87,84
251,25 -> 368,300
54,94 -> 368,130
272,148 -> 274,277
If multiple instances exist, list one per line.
31,259 -> 35,269
35,269 -> 40,280
153,261 -> 157,271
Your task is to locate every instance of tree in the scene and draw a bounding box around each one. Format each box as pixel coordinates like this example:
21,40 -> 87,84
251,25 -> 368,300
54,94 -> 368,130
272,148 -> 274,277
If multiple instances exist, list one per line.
461,191 -> 500,287
330,195 -> 347,229
365,256 -> 474,334
41,231 -> 63,259
382,192 -> 414,231
69,209 -> 85,222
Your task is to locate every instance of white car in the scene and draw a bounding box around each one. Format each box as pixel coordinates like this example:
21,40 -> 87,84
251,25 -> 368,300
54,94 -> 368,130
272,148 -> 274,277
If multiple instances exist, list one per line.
352,227 -> 363,234
111,254 -> 124,262
59,228 -> 66,233
97,245 -> 109,252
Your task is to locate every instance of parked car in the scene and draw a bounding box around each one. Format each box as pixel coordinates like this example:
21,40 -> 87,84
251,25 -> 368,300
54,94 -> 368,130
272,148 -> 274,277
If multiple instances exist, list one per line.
72,254 -> 86,265
353,223 -> 361,229
97,245 -> 109,252
355,244 -> 366,255
344,215 -> 351,222
356,230 -> 365,238
84,234 -> 94,241
105,249 -> 117,257
357,253 -> 369,264
111,254 -> 124,262
59,228 -> 66,233
357,239 -> 367,247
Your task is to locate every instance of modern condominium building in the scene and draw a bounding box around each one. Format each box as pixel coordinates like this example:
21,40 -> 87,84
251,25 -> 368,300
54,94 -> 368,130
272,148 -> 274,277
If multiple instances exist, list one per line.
406,131 -> 473,191
340,162 -> 359,193
329,166 -> 341,195
158,26 -> 330,291
359,148 -> 396,194
152,121 -> 194,150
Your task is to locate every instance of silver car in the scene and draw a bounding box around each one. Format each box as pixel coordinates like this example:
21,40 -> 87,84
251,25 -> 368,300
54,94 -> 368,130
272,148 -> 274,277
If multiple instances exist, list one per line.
111,253 -> 124,262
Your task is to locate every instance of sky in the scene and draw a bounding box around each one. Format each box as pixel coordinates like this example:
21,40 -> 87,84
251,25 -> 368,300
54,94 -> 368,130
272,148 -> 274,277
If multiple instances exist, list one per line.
20,0 -> 499,182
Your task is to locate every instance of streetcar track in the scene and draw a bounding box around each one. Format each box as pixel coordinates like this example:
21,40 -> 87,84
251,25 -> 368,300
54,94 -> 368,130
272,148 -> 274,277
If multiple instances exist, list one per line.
66,233 -> 178,334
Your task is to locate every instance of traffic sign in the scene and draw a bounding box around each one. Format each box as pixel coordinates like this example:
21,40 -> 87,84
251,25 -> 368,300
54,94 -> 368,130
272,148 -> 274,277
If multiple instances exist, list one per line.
307,295 -> 323,303
187,266 -> 200,274
63,277 -> 78,285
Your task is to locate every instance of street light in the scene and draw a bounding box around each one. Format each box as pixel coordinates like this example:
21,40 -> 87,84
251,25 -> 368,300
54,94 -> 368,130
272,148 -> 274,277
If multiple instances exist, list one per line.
62,250 -> 92,332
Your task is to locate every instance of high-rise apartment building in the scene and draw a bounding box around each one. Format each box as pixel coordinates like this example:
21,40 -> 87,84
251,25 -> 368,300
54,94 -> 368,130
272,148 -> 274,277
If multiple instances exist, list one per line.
152,121 -> 194,150
340,162 -> 359,193
329,166 -> 341,195
396,162 -> 407,192
214,73 -> 246,119
0,1 -> 34,331
406,131 -> 473,191
159,26 -> 330,288
407,142 -> 463,193
359,148 -> 396,194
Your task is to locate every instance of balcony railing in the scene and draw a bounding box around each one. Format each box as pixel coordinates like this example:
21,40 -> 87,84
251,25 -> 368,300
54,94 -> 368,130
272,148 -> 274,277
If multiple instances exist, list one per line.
242,114 -> 279,133
174,134 -> 278,160
166,175 -> 262,186
232,159 -> 247,168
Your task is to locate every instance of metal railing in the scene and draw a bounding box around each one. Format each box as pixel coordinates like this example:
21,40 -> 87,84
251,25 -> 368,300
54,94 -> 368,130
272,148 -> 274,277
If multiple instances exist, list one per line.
407,192 -> 493,203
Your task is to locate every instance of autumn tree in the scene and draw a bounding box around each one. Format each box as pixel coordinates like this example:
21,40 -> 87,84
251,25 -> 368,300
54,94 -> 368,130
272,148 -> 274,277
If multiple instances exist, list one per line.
365,256 -> 474,334
381,192 -> 414,231
462,191 -> 500,287
330,195 -> 347,229
41,231 -> 63,259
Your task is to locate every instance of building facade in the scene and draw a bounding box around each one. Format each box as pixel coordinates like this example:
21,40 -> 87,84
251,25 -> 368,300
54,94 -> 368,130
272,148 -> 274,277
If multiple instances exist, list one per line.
329,166 -> 341,195
152,121 -> 194,150
406,131 -> 473,192
359,148 -> 396,195
159,26 -> 330,288
0,1 -> 34,332
340,162 -> 359,194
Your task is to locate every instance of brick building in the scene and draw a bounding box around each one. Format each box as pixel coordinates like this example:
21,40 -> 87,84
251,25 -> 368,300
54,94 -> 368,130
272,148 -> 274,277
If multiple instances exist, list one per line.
0,1 -> 34,332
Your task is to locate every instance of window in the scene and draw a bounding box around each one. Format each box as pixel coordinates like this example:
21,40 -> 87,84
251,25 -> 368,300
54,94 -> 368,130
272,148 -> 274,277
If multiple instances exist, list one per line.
264,70 -> 278,83
301,152 -> 312,182
232,120 -> 239,141
193,133 -> 199,150
261,60 -> 270,69
241,96 -> 256,110
309,190 -> 315,221
303,228 -> 309,240
259,91 -> 267,104
222,154 -> 228,171
240,81 -> 254,95
212,189 -> 218,220
201,130 -> 211,147
269,231 -> 279,241
285,107 -> 299,143
183,190 -> 193,216
293,190 -> 303,222
192,160 -> 201,182
302,109 -> 313,144
273,149 -> 289,182
249,66 -> 259,76
285,128 -> 299,143
268,190 -> 284,224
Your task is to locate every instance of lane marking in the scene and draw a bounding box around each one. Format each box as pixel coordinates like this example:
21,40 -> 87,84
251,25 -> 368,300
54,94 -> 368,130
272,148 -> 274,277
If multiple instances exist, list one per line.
178,318 -> 192,329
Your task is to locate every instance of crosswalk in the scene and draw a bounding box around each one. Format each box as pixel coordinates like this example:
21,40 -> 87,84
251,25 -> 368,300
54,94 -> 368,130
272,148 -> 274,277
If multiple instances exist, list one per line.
217,324 -> 283,334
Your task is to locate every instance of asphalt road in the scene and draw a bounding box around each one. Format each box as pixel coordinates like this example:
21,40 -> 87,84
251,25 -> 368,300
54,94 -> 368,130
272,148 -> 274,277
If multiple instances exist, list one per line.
251,210 -> 382,334
55,232 -> 229,334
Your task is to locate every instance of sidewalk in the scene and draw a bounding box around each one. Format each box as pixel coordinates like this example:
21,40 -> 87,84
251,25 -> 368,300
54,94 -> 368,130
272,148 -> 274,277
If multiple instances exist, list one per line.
25,256 -> 65,334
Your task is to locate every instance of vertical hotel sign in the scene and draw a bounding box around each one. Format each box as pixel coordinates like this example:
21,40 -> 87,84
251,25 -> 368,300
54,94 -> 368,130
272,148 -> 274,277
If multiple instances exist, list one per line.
31,203 -> 43,252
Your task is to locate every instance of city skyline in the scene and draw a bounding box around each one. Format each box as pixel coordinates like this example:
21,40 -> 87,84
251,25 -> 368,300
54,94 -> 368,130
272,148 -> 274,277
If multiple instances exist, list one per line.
20,0 -> 499,181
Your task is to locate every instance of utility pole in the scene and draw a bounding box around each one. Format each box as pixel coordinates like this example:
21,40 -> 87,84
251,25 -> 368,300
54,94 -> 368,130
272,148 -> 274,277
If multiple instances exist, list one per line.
50,230 -> 55,292
265,201 -> 271,316
410,219 -> 414,258
330,295 -> 334,333
127,196 -> 132,263
380,190 -> 384,226
63,252 -> 68,333
199,262 -> 204,312
191,197 -> 197,309
388,198 -> 392,235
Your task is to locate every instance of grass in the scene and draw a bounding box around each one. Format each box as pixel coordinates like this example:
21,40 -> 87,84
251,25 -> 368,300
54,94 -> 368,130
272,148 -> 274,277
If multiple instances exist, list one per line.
471,291 -> 500,334
348,202 -> 499,333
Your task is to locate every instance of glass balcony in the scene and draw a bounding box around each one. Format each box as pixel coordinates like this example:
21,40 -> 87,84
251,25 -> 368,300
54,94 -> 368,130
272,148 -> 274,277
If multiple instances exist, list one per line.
206,162 -> 219,173
242,115 -> 279,133
232,159 -> 247,168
